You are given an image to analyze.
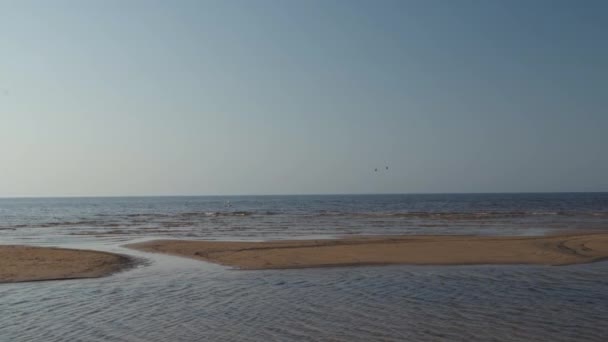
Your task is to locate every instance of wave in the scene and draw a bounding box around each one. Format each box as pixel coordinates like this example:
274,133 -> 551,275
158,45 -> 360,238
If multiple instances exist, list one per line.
3,210 -> 607,231
316,210 -> 608,220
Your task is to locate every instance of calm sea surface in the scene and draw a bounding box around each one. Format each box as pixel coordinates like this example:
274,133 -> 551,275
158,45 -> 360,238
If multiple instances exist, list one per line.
1,193 -> 608,341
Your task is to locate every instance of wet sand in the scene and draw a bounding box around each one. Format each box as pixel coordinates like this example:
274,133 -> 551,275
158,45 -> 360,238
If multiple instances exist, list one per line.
127,233 -> 608,269
0,246 -> 132,283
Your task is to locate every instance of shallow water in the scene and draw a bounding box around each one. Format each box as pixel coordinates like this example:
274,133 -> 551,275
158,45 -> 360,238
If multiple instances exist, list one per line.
2,251 -> 608,342
1,194 -> 608,341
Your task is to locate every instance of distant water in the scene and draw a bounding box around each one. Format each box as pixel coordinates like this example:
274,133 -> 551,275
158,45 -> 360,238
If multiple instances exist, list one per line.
1,193 -> 608,341
1,193 -> 608,244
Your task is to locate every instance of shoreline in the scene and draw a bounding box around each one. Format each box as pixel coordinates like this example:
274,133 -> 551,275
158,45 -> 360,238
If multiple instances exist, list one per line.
126,233 -> 608,270
0,245 -> 134,283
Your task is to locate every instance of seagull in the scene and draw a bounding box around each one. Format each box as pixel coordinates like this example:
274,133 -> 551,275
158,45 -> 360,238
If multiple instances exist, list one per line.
374,168 -> 378,172
386,166 -> 389,170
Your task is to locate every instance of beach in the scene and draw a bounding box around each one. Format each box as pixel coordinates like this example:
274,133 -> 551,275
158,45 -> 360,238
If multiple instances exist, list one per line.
4,233 -> 607,283
126,233 -> 608,269
2,195 -> 608,341
0,245 -> 132,283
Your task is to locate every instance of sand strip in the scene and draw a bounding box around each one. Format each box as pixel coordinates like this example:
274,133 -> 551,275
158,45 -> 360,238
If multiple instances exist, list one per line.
0,245 -> 133,283
126,234 -> 608,269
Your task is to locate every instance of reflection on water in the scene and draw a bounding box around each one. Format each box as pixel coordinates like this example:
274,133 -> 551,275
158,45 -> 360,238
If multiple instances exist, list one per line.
1,250 -> 608,342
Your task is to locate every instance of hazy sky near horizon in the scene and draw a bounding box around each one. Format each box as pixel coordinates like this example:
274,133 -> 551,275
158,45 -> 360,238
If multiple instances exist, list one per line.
1,0 -> 607,196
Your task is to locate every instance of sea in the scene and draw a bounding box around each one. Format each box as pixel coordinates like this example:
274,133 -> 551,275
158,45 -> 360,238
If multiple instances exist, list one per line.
1,193 -> 608,341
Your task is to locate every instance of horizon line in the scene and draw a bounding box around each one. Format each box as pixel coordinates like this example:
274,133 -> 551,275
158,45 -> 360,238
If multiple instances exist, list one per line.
1,191 -> 607,199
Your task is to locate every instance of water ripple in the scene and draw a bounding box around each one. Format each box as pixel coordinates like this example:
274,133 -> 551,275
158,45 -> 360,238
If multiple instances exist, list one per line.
2,257 -> 608,341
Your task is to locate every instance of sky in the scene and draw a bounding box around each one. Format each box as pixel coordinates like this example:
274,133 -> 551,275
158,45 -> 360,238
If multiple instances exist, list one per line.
1,0 -> 607,196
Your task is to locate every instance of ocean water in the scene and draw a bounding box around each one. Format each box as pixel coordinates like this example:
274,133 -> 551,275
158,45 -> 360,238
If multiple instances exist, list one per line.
1,193 -> 608,341
1,193 -> 608,244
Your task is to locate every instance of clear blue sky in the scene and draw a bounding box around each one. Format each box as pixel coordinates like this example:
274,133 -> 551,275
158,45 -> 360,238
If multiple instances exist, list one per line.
1,0 -> 607,196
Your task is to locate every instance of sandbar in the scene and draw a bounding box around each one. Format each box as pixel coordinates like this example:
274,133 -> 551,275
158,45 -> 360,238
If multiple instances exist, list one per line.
126,233 -> 608,269
0,245 -> 132,283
